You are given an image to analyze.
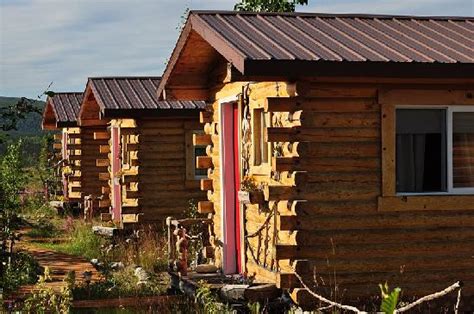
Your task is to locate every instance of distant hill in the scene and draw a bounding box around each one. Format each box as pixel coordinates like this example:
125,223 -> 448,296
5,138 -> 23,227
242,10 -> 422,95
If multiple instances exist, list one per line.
0,96 -> 48,164
0,96 -> 45,137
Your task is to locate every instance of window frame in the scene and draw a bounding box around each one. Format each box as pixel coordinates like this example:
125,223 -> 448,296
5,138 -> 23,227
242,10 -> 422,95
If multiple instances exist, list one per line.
395,105 -> 474,196
252,108 -> 272,174
185,129 -> 208,181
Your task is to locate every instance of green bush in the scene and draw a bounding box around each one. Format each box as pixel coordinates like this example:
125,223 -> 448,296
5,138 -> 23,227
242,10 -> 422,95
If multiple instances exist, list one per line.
23,273 -> 72,313
0,252 -> 42,293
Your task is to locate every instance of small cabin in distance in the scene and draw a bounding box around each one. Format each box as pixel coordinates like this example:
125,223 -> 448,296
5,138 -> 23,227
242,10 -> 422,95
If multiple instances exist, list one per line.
77,82 -> 112,216
158,11 -> 474,310
79,77 -> 207,227
42,92 -> 83,204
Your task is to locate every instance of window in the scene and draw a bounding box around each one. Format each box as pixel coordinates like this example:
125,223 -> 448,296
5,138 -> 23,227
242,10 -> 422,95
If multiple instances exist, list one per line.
253,109 -> 269,166
194,144 -> 208,178
121,134 -> 135,168
185,130 -> 207,180
396,107 -> 474,194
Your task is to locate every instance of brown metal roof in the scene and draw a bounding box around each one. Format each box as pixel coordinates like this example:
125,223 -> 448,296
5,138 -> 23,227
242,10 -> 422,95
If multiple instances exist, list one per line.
192,11 -> 474,65
157,11 -> 474,96
47,92 -> 83,126
88,77 -> 206,115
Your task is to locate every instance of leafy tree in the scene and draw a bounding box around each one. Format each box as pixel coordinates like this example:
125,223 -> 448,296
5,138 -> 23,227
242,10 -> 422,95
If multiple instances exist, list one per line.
0,141 -> 26,259
0,97 -> 43,133
37,135 -> 58,199
0,83 -> 53,142
234,0 -> 308,12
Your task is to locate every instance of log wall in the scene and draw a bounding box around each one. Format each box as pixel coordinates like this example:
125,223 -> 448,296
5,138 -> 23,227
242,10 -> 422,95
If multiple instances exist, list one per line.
79,126 -> 110,211
199,72 -> 474,308
63,127 -> 82,201
138,118 -> 206,224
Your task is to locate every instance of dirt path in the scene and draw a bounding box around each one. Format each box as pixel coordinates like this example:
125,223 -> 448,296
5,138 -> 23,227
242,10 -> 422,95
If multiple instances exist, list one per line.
10,235 -> 100,299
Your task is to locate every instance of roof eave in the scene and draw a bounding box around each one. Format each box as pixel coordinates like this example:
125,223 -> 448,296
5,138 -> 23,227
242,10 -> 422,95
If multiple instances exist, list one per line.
156,13 -> 247,99
102,108 -> 203,119
56,121 -> 78,128
243,60 -> 474,79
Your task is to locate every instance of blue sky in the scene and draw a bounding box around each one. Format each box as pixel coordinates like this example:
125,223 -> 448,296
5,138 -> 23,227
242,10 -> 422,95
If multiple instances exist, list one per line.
0,0 -> 472,98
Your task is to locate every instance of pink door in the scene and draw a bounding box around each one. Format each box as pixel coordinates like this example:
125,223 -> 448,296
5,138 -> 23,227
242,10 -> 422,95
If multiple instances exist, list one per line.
111,127 -> 122,222
221,101 -> 242,274
62,132 -> 68,198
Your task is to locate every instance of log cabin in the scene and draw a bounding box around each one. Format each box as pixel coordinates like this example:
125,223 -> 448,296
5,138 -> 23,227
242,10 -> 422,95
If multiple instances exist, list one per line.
42,93 -> 83,203
157,11 -> 474,309
79,77 -> 207,227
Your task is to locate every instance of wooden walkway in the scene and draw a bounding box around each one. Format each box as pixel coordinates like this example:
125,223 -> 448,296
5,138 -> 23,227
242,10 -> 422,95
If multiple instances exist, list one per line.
11,241 -> 100,299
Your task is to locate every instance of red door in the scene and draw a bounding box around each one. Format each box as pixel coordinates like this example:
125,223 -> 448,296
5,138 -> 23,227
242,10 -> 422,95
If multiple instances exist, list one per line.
233,104 -> 242,273
62,132 -> 68,198
222,101 -> 242,274
111,127 -> 122,222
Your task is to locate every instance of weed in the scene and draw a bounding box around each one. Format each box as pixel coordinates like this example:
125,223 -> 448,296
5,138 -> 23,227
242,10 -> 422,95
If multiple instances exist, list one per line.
41,220 -> 104,260
380,282 -> 401,314
23,273 -> 72,313
72,266 -> 168,300
109,226 -> 168,273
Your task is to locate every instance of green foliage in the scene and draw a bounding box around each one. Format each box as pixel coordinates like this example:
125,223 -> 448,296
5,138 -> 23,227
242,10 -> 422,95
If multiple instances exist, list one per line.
106,227 -> 168,273
195,281 -> 221,314
248,301 -> 261,314
42,221 -> 104,260
23,273 -> 72,313
0,252 -> 41,293
0,96 -> 43,133
0,141 -> 26,256
380,282 -> 401,314
72,266 -> 168,300
234,0 -> 308,12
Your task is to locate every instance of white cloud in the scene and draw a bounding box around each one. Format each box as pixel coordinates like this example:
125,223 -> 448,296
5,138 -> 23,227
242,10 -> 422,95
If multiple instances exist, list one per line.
0,0 -> 472,98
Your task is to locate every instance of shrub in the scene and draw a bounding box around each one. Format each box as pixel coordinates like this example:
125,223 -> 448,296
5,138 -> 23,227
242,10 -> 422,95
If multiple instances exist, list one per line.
0,252 -> 42,293
23,273 -> 72,313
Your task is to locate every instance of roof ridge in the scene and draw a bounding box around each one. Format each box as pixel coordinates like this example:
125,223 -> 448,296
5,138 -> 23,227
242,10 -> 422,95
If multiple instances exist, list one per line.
189,10 -> 474,21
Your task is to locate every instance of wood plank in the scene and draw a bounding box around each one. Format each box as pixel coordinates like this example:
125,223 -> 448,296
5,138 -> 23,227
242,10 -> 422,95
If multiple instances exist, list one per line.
102,186 -> 111,194
200,179 -> 213,191
379,89 -> 474,105
68,133 -> 81,139
381,103 -> 395,196
101,213 -> 112,222
295,141 -> 380,158
198,201 -> 214,214
196,156 -> 212,169
99,145 -> 110,154
200,111 -> 213,124
378,195 -> 474,211
98,173 -> 109,181
96,159 -> 110,167
300,112 -> 380,128
193,134 -> 212,146
279,211 -> 474,231
266,127 -> 379,143
264,97 -> 297,112
93,131 -> 109,140
99,199 -> 111,208
122,213 -> 144,223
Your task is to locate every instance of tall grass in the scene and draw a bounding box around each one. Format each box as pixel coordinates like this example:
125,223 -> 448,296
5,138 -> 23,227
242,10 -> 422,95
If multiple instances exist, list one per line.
42,220 -> 104,260
110,226 -> 168,273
